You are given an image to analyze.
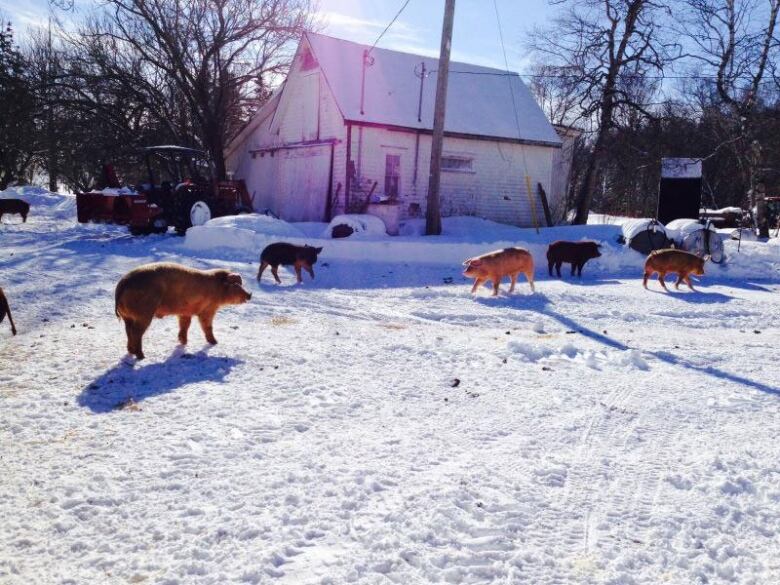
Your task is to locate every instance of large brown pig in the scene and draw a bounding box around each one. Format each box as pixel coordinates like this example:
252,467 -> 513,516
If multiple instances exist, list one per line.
643,249 -> 707,292
0,286 -> 17,336
463,248 -> 535,296
0,199 -> 29,223
115,263 -> 252,359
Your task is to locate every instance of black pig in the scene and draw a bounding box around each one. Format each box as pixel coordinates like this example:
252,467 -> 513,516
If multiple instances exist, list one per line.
0,199 -> 29,223
257,243 -> 323,284
546,241 -> 602,278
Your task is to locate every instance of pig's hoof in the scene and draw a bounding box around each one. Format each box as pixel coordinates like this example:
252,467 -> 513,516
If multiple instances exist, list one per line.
207,339 -> 218,346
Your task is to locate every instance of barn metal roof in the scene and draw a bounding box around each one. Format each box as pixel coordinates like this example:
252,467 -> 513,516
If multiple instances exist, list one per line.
305,33 -> 562,147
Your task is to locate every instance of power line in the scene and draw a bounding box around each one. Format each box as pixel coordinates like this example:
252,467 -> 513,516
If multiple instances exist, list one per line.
368,0 -> 413,55
492,0 -> 523,141
428,69 -> 778,84
492,0 -> 539,233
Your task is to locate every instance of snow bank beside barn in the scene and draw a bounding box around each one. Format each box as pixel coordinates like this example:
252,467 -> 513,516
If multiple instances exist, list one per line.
182,214 -> 780,280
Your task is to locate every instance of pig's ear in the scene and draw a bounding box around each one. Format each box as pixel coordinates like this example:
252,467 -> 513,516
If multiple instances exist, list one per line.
702,254 -> 711,263
316,247 -> 323,254
464,259 -> 482,267
226,273 -> 243,285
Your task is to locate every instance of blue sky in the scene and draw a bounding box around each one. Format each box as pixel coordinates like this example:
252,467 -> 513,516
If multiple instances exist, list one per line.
2,0 -> 558,72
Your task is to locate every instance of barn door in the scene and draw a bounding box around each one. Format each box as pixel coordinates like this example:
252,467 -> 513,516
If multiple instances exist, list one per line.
247,152 -> 277,213
277,145 -> 332,222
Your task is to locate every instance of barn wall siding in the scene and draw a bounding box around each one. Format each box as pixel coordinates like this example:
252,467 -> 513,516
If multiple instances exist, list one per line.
346,126 -> 554,227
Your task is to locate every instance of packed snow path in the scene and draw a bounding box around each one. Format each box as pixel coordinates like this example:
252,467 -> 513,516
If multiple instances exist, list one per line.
1,210 -> 780,584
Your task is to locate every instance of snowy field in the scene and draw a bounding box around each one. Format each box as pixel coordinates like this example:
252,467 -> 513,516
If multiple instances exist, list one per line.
2,189 -> 780,584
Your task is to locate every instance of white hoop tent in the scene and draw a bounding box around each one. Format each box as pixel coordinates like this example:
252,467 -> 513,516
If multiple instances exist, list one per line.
666,219 -> 725,263
621,218 -> 671,255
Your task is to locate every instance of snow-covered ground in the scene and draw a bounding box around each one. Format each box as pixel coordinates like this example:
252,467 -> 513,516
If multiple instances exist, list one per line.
2,192 -> 780,584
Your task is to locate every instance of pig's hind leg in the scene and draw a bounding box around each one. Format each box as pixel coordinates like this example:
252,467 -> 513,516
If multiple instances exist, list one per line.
525,270 -> 535,293
270,265 -> 282,284
124,317 -> 150,360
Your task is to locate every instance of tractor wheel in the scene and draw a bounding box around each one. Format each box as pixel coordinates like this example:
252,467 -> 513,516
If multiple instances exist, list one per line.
189,200 -> 213,227
173,194 -> 212,235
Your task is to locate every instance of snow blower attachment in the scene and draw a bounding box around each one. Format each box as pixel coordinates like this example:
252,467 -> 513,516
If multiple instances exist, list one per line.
76,146 -> 253,236
619,218 -> 671,255
666,218 -> 725,264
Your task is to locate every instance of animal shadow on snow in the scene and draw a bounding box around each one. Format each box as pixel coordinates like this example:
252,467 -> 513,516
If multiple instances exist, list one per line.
643,285 -> 733,304
484,290 -> 780,397
77,350 -> 242,413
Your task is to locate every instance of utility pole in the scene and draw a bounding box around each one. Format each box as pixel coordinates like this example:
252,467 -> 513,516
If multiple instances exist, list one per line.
425,0 -> 455,236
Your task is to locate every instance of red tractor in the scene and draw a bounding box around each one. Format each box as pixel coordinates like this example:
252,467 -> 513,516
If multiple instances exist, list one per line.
76,146 -> 253,235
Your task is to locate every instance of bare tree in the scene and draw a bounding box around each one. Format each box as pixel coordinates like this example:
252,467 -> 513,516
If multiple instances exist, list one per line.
0,21 -> 40,189
530,0 -> 675,224
61,0 -> 314,179
681,0 -> 780,237
529,63 -> 583,126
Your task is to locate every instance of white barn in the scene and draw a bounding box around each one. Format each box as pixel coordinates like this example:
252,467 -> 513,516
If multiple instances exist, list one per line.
226,33 -> 563,228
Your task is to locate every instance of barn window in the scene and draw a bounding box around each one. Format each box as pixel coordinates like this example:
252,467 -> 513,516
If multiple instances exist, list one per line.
442,156 -> 474,172
385,154 -> 401,199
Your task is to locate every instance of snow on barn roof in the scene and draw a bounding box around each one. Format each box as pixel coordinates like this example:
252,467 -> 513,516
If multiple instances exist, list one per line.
305,33 -> 562,147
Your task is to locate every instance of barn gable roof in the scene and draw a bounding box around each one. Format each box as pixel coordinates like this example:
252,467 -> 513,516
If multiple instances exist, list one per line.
305,32 -> 561,147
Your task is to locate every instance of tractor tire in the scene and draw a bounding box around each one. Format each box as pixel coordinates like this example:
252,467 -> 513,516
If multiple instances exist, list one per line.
173,193 -> 212,236
189,200 -> 213,227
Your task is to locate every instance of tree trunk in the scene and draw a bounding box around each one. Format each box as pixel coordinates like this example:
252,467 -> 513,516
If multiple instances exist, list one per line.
573,152 -> 599,225
572,121 -> 610,224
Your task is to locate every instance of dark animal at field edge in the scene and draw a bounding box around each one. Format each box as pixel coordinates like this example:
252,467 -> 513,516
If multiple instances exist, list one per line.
0,287 -> 17,335
0,199 -> 29,223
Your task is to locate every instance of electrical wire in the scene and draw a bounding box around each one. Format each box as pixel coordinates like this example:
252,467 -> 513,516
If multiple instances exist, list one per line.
429,70 -> 774,84
492,0 -> 539,232
368,0 -> 413,55
492,0 -> 523,141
